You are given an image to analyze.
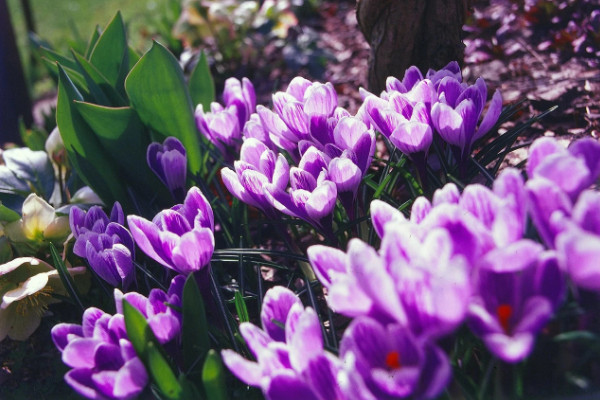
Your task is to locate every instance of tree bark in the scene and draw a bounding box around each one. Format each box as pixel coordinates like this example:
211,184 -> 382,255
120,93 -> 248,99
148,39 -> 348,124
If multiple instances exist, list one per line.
0,0 -> 32,145
357,0 -> 471,93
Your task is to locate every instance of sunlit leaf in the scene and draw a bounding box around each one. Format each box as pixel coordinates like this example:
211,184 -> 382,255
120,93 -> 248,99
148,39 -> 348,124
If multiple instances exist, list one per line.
125,41 -> 204,176
188,51 -> 215,109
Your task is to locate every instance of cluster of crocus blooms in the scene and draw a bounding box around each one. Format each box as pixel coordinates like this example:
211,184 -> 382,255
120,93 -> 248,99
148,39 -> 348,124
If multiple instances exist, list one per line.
52,276 -> 184,400
220,76 -> 376,233
70,202 -> 136,289
127,186 -> 215,275
195,77 -> 256,158
362,62 -> 503,176
524,136 -> 600,291
221,286 -> 449,400
147,136 -> 187,203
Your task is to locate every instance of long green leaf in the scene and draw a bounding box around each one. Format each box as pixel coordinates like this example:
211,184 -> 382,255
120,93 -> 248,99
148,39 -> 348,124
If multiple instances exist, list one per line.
56,64 -> 130,209
123,300 -> 186,400
125,41 -> 204,176
188,51 -> 215,109
202,350 -> 228,400
233,291 -> 249,323
74,101 -> 172,210
89,11 -> 128,93
72,51 -> 127,106
49,243 -> 84,310
182,273 -> 210,376
85,25 -> 102,59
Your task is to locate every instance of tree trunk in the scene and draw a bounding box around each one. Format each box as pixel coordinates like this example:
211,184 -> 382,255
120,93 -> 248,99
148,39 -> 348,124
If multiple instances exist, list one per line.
0,0 -> 32,145
357,0 -> 471,93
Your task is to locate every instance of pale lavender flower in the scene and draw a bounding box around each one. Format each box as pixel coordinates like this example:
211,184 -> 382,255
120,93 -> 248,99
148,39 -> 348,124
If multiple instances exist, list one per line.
221,287 -> 343,400
221,138 -> 289,218
70,203 -> 135,289
52,278 -> 183,399
195,77 -> 256,156
431,76 -> 502,163
467,240 -> 564,363
127,187 -> 214,275
526,137 -> 600,247
555,190 -> 600,291
308,226 -> 471,339
52,306 -> 147,399
265,147 -> 338,235
339,317 -> 451,400
147,137 -> 187,202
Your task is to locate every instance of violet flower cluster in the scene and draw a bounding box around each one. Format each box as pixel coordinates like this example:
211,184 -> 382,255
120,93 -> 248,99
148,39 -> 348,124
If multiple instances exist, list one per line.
220,76 -> 376,233
128,186 -> 215,275
52,276 -> 184,400
195,77 -> 256,158
222,286 -> 449,400
525,136 -> 600,290
362,61 -> 503,173
70,202 -> 135,289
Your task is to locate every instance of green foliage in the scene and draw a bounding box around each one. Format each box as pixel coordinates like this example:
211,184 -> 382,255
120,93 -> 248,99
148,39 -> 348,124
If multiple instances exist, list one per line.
36,11 -> 215,216
182,273 -> 210,378
202,350 -> 228,400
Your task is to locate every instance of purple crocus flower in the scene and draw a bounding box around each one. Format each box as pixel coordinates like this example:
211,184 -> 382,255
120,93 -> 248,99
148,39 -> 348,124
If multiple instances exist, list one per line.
431,76 -> 502,164
147,136 -> 187,202
265,147 -> 338,235
127,186 -> 214,275
527,136 -> 600,202
308,225 -> 471,339
221,138 -> 290,218
467,240 -> 564,363
221,287 -> 344,400
195,77 -> 256,157
70,203 -> 135,289
52,305 -> 148,399
525,136 -> 600,247
339,317 -> 451,400
555,190 -> 600,291
115,275 -> 185,344
52,278 -> 183,399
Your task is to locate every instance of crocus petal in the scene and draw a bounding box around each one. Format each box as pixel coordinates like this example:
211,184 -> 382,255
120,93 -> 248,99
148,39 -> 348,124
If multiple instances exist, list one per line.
483,332 -> 534,363
112,358 -> 149,399
474,89 -> 502,141
370,200 -> 406,239
63,338 -> 101,368
287,307 -> 323,372
65,368 -> 103,399
556,229 -> 600,291
170,228 -> 214,274
305,181 -> 337,221
221,349 -> 264,386
307,245 -> 348,287
261,287 -> 302,342
266,371 -> 320,400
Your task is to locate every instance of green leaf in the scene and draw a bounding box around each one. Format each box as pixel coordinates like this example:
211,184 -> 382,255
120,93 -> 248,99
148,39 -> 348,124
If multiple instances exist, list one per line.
72,50 -> 127,106
234,291 -> 249,323
125,41 -> 204,176
49,243 -> 84,310
123,300 -> 185,400
89,12 -> 128,93
56,64 -> 131,210
73,101 -> 172,208
147,341 -> 185,399
43,59 -> 89,95
202,350 -> 228,400
188,51 -> 215,109
38,46 -> 79,71
182,273 -> 210,376
85,25 -> 102,59
0,204 -> 21,223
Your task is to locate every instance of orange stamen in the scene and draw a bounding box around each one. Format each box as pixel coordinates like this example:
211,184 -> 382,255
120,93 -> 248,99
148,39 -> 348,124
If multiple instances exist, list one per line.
385,351 -> 402,369
497,304 -> 513,334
